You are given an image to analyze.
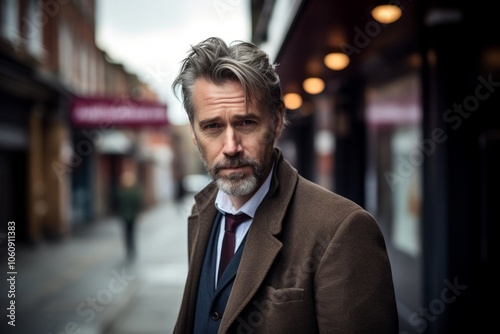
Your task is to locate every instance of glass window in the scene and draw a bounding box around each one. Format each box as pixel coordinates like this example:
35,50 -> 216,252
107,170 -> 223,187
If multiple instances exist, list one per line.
58,18 -> 73,86
390,126 -> 422,256
80,43 -> 89,94
25,0 -> 44,57
365,72 -> 423,311
1,0 -> 19,41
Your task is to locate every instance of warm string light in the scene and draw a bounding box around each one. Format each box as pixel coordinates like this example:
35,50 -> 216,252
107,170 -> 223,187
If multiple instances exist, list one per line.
324,52 -> 350,71
302,77 -> 325,94
283,93 -> 303,110
371,4 -> 402,24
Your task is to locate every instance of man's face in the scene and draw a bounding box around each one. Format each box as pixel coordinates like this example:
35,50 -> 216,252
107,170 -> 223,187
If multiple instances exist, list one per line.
190,78 -> 282,201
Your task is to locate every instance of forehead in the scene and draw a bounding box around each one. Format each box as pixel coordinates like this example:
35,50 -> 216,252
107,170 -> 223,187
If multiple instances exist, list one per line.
192,78 -> 256,116
192,78 -> 244,101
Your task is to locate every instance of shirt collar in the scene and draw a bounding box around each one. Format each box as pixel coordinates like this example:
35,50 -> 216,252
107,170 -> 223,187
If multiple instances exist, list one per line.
215,164 -> 274,218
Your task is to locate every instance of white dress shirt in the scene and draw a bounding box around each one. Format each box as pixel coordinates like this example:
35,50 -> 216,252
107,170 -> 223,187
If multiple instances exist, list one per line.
213,165 -> 274,286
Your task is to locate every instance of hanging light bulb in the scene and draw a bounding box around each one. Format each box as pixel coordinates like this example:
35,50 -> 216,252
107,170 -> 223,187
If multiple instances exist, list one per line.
371,4 -> 402,24
283,93 -> 303,110
324,52 -> 350,71
302,77 -> 325,95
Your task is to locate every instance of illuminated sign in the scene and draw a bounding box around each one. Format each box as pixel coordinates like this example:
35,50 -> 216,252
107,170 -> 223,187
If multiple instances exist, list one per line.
71,97 -> 168,127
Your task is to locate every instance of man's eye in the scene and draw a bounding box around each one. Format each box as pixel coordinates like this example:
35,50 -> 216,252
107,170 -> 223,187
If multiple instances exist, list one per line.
204,123 -> 220,130
240,120 -> 256,126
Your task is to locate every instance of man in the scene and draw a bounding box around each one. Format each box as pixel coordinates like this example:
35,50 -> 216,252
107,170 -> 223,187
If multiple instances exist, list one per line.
116,170 -> 143,262
172,37 -> 398,334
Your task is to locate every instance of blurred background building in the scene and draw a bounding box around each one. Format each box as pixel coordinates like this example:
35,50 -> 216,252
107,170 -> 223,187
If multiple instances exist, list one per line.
252,0 -> 497,333
0,0 -> 179,243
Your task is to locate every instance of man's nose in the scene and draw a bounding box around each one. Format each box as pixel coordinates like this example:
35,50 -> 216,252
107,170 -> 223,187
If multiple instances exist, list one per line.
222,127 -> 242,156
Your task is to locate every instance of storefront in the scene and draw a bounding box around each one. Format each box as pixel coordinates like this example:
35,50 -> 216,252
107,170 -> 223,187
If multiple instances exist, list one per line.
69,96 -> 169,223
252,0 -> 498,332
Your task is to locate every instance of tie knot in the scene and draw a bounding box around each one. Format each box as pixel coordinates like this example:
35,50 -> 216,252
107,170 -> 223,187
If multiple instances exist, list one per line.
224,213 -> 251,232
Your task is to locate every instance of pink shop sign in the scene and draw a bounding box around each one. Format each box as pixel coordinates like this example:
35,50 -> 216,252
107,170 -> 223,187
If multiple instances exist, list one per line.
70,97 -> 169,127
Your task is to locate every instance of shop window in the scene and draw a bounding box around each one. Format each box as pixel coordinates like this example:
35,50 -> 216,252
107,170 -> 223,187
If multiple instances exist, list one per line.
25,0 -> 45,58
1,0 -> 19,41
365,72 -> 423,311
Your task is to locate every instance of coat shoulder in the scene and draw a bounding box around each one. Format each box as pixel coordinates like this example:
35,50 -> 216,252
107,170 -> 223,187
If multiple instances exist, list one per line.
297,176 -> 364,210
291,175 -> 376,231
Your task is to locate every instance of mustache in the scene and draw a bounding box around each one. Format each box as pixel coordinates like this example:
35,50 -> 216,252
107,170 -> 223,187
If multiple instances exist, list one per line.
212,156 -> 256,174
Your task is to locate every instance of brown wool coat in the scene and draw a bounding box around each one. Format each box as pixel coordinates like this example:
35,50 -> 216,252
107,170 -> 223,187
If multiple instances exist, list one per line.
174,149 -> 399,334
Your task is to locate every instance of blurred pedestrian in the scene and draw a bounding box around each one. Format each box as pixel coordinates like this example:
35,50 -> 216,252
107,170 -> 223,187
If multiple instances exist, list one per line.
171,132 -> 187,204
171,37 -> 398,333
116,170 -> 143,262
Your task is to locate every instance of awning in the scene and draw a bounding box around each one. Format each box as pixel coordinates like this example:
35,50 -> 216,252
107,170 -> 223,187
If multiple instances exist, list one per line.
70,96 -> 169,127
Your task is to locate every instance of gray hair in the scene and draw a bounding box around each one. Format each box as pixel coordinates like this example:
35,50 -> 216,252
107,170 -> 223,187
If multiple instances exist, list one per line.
172,37 -> 286,127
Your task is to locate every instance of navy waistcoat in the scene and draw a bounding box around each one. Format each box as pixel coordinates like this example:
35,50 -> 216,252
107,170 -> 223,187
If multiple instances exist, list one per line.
193,211 -> 247,334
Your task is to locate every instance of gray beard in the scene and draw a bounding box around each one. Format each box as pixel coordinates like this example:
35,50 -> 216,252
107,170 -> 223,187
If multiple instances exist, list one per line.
199,153 -> 267,198
215,171 -> 259,197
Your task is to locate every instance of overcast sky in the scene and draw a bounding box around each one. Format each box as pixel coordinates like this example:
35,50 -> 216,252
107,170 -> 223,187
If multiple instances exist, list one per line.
95,0 -> 252,125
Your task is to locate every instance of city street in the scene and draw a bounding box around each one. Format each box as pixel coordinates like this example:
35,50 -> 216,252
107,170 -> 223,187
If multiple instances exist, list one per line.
1,197 -> 193,334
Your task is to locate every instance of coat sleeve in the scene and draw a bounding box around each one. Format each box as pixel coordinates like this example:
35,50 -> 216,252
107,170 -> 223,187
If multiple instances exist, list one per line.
314,208 -> 399,334
186,202 -> 200,264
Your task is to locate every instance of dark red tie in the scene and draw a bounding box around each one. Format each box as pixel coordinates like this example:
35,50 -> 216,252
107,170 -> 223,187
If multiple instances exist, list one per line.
218,212 -> 251,281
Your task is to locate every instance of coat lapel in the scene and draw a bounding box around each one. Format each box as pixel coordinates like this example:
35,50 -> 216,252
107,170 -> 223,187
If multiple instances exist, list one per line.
219,149 -> 299,332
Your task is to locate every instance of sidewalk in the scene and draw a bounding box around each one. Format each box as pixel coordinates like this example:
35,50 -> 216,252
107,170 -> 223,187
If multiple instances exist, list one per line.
1,197 -> 193,334
102,196 -> 193,334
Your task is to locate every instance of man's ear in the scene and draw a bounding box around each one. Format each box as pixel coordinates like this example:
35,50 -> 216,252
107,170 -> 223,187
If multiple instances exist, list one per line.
274,106 -> 285,139
190,124 -> 198,147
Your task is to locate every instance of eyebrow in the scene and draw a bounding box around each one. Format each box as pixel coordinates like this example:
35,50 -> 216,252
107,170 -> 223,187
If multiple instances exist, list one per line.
232,113 -> 261,122
197,112 -> 262,128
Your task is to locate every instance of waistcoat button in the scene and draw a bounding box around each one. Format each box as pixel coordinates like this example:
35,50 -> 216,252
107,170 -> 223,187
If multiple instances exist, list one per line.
211,311 -> 221,321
